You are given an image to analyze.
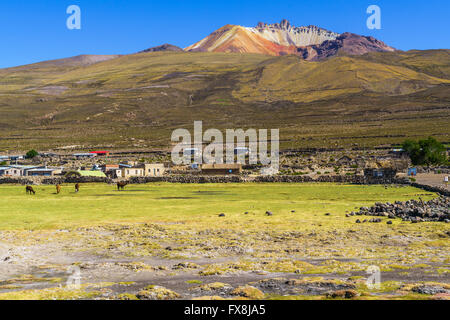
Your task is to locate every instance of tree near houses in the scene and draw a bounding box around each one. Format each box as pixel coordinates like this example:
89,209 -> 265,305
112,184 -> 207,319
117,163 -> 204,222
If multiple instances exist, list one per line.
25,149 -> 39,159
402,137 -> 447,166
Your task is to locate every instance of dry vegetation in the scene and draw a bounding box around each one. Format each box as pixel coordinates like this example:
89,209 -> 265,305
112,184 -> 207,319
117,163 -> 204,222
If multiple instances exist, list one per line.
0,183 -> 448,300
0,50 -> 449,151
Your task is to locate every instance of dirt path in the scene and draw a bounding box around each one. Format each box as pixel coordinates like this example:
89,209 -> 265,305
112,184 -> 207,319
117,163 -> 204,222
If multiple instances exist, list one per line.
415,173 -> 450,191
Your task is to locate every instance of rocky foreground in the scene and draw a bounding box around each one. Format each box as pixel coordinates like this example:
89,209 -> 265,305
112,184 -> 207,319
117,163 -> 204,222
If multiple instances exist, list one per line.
348,196 -> 450,223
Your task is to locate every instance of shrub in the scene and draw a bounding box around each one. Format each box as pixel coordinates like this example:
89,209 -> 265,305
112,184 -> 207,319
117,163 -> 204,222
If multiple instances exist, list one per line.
402,137 -> 447,166
25,149 -> 39,159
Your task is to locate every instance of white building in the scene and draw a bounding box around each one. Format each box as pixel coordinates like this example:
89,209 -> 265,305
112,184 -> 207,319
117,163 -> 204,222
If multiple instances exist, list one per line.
144,164 -> 165,177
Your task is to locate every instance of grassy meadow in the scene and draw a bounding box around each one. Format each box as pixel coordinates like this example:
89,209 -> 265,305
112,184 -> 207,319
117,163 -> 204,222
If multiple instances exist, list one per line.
0,183 -> 438,230
0,183 -> 448,300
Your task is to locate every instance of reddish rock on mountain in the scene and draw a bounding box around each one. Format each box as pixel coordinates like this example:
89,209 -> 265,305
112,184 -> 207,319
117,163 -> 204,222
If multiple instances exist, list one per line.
185,20 -> 396,60
297,32 -> 396,61
140,44 -> 183,53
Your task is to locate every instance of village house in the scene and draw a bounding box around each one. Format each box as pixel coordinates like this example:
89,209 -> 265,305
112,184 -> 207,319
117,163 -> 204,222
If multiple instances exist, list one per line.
0,166 -> 10,176
364,167 -> 397,178
143,164 -> 165,177
388,148 -> 408,159
73,153 -> 96,159
117,166 -> 145,178
3,165 -> 40,177
99,164 -> 120,177
26,167 -> 63,176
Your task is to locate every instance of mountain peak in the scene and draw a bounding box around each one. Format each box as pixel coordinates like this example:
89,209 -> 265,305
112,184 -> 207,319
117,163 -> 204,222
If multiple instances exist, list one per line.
186,20 -> 395,60
256,19 -> 291,30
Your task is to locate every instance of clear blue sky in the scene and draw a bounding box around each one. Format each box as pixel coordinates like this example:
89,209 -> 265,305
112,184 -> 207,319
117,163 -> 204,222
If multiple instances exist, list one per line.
0,0 -> 448,68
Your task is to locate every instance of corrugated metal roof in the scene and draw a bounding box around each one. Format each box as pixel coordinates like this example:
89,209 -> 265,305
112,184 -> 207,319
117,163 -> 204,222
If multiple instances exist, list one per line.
27,168 -> 61,172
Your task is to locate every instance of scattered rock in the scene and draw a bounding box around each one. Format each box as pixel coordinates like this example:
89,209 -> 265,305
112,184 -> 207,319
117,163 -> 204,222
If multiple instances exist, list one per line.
231,285 -> 265,299
266,211 -> 273,216
326,289 -> 358,299
190,282 -> 233,296
136,285 -> 180,300
172,262 -> 200,270
352,197 -> 449,222
412,285 -> 449,295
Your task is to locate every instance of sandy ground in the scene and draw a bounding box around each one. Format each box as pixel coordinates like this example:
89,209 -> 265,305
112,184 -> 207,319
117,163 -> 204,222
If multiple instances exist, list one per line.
415,173 -> 450,191
1,222 -> 449,300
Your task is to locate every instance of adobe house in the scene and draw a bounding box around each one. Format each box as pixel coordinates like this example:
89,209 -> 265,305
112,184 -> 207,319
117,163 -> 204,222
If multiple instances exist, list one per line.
99,164 -> 120,178
100,164 -> 119,172
143,164 -> 165,177
26,167 -> 63,176
73,153 -> 96,159
4,165 -> 40,177
364,160 -> 397,178
0,166 -> 10,176
364,168 -> 397,178
201,163 -> 242,175
117,167 -> 145,178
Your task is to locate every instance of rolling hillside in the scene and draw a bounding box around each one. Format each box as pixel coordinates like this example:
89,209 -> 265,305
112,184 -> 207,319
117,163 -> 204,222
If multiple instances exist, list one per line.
0,49 -> 449,152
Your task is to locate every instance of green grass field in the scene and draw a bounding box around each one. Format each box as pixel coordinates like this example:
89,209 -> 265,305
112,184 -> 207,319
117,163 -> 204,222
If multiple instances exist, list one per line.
0,183 -> 449,300
0,183 -> 437,230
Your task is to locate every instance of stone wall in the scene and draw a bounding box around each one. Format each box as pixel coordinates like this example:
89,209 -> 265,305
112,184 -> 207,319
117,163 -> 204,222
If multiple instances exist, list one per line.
410,182 -> 450,197
0,176 -> 112,185
129,175 -> 244,184
129,174 -> 402,185
0,174 -> 417,187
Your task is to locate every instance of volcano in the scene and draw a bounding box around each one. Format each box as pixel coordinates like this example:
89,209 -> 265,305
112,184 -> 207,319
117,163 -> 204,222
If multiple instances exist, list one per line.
185,19 -> 395,60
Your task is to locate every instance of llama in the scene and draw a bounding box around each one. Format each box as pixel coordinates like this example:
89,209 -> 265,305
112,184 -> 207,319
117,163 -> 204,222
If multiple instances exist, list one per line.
26,186 -> 36,195
117,181 -> 128,191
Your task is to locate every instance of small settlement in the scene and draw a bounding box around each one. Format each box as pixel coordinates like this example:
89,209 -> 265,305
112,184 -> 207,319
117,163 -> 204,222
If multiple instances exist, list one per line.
1,146 -> 445,181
